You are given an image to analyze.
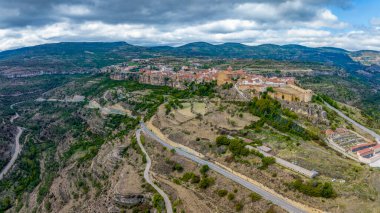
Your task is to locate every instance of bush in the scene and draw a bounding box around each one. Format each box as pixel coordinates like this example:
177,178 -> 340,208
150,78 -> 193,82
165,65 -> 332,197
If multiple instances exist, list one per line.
249,192 -> 262,202
266,87 -> 274,93
0,197 -> 11,212
227,193 -> 235,200
222,83 -> 234,89
181,172 -> 195,182
199,177 -> 215,189
217,189 -> 228,197
235,202 -> 244,211
200,165 -> 210,175
288,179 -> 336,198
152,193 -> 165,211
260,157 -> 276,169
191,175 -> 201,184
215,136 -> 250,157
216,135 -> 230,146
173,163 -> 184,172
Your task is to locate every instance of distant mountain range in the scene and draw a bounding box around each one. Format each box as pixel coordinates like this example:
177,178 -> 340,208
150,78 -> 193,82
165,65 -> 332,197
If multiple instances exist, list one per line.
0,41 -> 379,77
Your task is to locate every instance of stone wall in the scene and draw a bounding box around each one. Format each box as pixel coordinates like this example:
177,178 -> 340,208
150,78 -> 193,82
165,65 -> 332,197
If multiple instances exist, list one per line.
280,100 -> 328,124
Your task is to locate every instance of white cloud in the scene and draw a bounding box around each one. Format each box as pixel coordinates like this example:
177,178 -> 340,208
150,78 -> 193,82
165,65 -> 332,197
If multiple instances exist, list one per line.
0,1 -> 378,52
371,17 -> 380,26
287,29 -> 331,37
54,4 -> 92,16
1,19 -> 379,52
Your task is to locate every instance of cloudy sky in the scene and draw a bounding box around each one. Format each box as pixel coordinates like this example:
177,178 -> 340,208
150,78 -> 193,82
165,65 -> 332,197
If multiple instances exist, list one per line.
0,0 -> 379,51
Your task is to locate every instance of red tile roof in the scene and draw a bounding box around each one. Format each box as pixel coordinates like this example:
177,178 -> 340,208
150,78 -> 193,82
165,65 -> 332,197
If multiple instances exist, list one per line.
325,129 -> 334,136
350,142 -> 376,151
357,148 -> 373,156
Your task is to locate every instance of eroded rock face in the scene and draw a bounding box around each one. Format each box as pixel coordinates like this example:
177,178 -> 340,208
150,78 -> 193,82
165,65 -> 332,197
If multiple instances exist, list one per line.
113,193 -> 146,207
280,100 -> 328,124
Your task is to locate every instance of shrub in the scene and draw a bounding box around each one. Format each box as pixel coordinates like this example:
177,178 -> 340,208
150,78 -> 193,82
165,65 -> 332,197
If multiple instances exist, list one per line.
217,189 -> 228,197
181,172 -> 195,182
199,177 -> 215,189
235,202 -> 244,211
200,165 -> 210,175
0,197 -> 11,212
216,136 -> 250,157
261,157 -> 276,169
227,193 -> 235,200
216,135 -> 230,146
152,193 -> 165,211
249,192 -> 262,202
266,87 -> 274,93
288,180 -> 336,198
191,175 -> 201,184
173,163 -> 184,172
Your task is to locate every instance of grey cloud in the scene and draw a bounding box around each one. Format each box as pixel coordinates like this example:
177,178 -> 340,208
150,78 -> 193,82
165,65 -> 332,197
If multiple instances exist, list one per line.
0,0 -> 352,28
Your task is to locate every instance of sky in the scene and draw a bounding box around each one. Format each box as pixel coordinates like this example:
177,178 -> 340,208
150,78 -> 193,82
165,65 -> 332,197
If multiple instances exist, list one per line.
0,0 -> 379,51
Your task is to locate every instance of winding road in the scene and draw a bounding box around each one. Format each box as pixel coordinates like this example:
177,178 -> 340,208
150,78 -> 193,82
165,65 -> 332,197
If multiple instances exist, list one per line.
0,102 -> 24,180
136,129 -> 173,213
0,108 -> 24,180
140,122 -> 318,213
324,101 -> 380,142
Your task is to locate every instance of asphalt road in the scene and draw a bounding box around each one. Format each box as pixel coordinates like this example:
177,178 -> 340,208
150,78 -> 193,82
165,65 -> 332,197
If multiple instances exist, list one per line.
0,104 -> 24,180
324,101 -> 380,142
0,126 -> 23,180
136,129 -> 173,213
140,122 -> 309,213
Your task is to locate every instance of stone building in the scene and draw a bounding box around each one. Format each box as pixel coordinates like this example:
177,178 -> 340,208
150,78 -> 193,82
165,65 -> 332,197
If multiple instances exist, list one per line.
270,84 -> 313,102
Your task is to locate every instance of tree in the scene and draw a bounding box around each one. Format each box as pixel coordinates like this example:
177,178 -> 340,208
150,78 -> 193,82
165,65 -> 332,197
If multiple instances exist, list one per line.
199,177 -> 215,189
191,175 -> 201,184
216,135 -> 230,146
321,182 -> 335,198
200,165 -> 210,175
173,163 -> 184,172
259,156 -> 276,169
152,193 -> 165,211
266,87 -> 274,93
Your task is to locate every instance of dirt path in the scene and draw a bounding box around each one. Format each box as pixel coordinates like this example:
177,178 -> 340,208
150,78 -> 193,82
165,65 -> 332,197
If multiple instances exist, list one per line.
136,129 -> 173,213
0,104 -> 24,180
10,112 -> 19,123
0,126 -> 23,180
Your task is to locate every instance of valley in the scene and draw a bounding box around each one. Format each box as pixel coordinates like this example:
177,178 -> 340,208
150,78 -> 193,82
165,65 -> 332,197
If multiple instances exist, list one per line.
0,44 -> 379,213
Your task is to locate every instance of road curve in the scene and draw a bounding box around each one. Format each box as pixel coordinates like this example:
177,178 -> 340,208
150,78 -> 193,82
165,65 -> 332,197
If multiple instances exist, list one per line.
1,103 -> 24,180
0,126 -> 23,180
136,129 -> 173,213
324,101 -> 380,142
140,122 -> 315,213
10,113 -> 19,124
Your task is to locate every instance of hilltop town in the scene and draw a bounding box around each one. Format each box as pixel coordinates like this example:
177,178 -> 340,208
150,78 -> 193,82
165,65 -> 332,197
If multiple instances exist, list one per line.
104,62 -> 313,103
104,59 -> 380,167
0,56 -> 380,213
1,0 -> 380,211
